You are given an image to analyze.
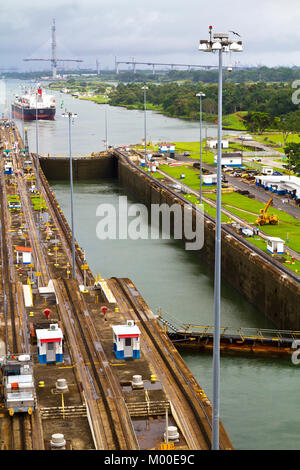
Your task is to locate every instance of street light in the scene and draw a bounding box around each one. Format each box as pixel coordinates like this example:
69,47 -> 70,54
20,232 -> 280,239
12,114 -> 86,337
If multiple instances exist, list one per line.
62,110 -> 78,279
22,105 -> 25,143
196,92 -> 205,203
104,94 -> 108,152
288,149 -> 293,181
20,85 -> 25,142
141,85 -> 148,169
35,90 -> 39,192
199,26 -> 243,450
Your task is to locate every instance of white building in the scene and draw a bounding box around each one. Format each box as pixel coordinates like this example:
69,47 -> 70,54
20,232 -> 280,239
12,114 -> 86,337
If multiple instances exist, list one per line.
255,174 -> 300,200
15,246 -> 32,265
267,237 -> 285,255
202,174 -> 217,185
112,321 -> 141,359
36,324 -> 63,364
208,139 -> 229,149
158,143 -> 175,155
214,152 -> 242,168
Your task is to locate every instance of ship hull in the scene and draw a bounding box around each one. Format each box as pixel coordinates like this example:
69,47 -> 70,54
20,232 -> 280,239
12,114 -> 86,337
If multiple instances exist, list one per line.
12,104 -> 56,121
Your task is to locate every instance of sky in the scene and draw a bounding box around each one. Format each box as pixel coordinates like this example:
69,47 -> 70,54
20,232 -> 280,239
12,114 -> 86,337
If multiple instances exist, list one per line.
0,0 -> 300,72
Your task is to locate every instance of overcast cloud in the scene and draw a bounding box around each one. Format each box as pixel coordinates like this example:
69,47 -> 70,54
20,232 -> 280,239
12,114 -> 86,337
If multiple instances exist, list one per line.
1,0 -> 300,71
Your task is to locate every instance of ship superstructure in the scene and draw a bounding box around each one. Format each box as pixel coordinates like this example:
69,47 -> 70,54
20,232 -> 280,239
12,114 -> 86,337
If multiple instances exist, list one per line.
12,85 -> 56,121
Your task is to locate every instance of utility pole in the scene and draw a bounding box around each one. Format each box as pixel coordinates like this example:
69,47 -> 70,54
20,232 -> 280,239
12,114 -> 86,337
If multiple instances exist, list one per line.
104,94 -> 108,152
199,26 -> 243,450
141,86 -> 148,170
196,92 -> 205,203
35,91 -> 39,191
62,111 -> 78,279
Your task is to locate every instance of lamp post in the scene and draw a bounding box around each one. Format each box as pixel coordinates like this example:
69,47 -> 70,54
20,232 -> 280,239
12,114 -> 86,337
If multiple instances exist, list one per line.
199,26 -> 243,450
62,111 -> 78,279
196,92 -> 205,203
141,85 -> 148,169
20,86 -> 25,142
35,91 -> 39,192
104,94 -> 108,152
288,149 -> 293,181
21,98 -> 25,143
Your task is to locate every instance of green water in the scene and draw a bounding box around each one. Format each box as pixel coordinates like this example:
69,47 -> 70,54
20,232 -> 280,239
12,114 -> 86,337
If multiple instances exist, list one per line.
50,179 -> 300,450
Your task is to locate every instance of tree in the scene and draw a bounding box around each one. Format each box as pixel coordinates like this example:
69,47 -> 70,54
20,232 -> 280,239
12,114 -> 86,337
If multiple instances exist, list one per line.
276,111 -> 300,147
283,143 -> 300,176
244,112 -> 274,134
202,97 -> 217,114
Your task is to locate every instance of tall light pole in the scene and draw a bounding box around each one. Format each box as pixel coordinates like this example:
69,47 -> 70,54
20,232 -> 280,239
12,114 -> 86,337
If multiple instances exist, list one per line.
196,92 -> 205,203
22,105 -> 25,143
104,94 -> 108,152
20,85 -> 25,142
141,85 -> 148,169
62,111 -> 78,279
199,26 -> 243,450
35,91 -> 39,191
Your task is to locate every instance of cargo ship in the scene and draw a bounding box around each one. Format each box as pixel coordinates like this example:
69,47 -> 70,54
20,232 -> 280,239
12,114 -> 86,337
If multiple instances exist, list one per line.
12,85 -> 56,121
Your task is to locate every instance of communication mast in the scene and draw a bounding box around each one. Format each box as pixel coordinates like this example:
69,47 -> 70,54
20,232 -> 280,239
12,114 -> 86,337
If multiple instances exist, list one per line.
23,19 -> 83,80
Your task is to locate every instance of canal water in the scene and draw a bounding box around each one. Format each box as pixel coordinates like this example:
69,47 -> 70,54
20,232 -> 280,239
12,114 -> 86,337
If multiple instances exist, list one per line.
4,79 -> 300,450
2,78 -> 239,155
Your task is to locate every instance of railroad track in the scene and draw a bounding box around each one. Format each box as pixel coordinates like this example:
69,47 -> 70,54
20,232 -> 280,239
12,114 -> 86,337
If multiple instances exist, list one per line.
0,126 -> 32,450
110,277 -> 232,450
54,278 -> 139,450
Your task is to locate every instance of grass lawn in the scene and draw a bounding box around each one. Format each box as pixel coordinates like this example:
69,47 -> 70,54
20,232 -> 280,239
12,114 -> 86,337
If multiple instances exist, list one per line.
260,223 -> 300,253
183,194 -> 230,223
147,170 -> 165,180
80,95 -> 109,104
206,192 -> 296,222
247,236 -> 300,274
222,112 -> 248,131
133,144 -> 157,151
172,141 -> 215,165
140,164 -> 229,222
205,192 -> 300,252
125,103 -> 163,112
158,164 -> 205,191
222,142 -> 254,152
156,168 -> 300,252
251,133 -> 300,153
133,141 -> 216,166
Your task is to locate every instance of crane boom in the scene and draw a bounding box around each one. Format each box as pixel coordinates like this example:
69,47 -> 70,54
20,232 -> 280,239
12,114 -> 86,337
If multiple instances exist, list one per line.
263,197 -> 273,215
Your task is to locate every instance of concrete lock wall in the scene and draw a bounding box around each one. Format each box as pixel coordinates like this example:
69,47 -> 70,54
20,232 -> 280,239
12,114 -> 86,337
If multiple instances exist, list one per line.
117,157 -> 300,330
40,156 -> 117,180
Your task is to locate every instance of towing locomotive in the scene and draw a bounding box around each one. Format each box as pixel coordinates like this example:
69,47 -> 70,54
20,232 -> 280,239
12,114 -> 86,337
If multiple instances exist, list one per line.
0,354 -> 35,415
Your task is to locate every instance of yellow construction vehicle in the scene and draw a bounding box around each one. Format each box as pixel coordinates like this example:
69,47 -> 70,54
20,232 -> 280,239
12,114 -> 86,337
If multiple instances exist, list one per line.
256,197 -> 279,226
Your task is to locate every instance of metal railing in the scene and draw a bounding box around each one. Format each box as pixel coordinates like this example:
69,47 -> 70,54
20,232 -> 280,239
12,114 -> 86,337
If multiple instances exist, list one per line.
156,308 -> 300,344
